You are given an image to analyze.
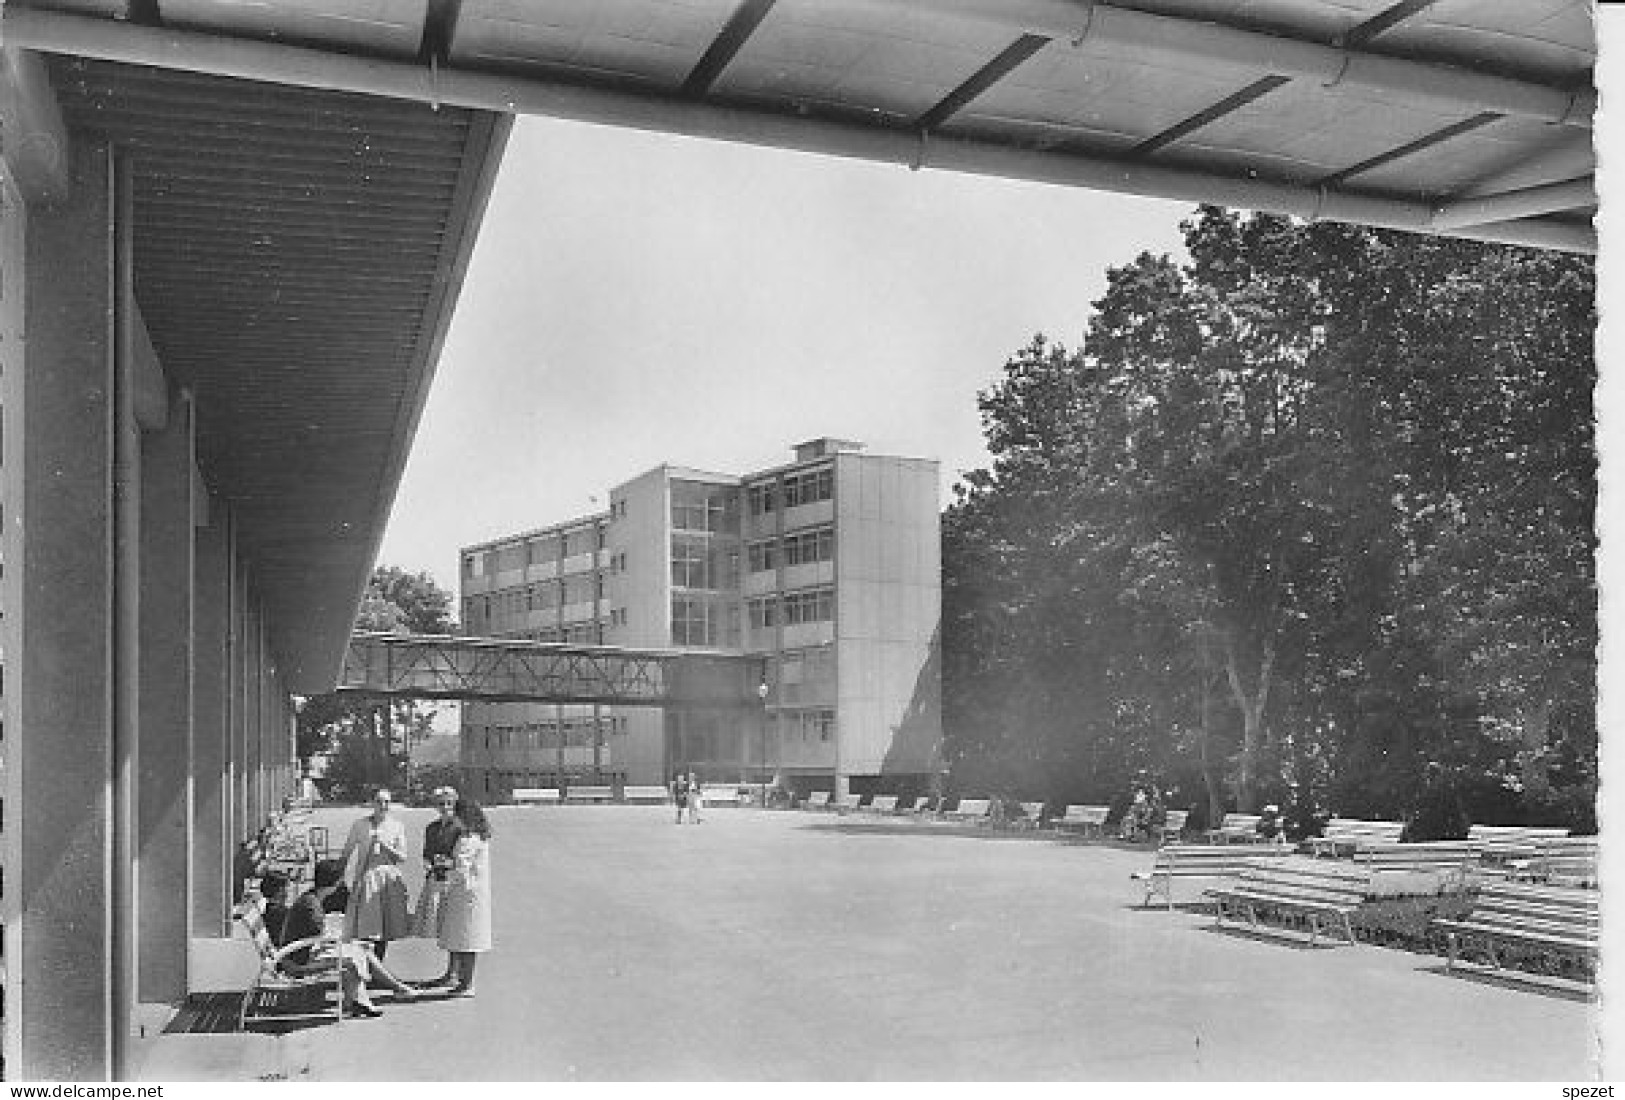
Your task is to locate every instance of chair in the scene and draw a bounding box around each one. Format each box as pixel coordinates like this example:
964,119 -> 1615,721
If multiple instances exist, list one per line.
237,899 -> 345,1030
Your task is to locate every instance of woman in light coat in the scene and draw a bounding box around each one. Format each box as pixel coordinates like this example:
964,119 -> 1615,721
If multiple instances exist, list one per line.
438,797 -> 493,996
340,787 -> 412,959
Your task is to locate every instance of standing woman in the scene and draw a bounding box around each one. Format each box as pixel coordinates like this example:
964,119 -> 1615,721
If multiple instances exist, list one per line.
439,797 -> 493,997
340,787 -> 412,960
412,786 -> 464,984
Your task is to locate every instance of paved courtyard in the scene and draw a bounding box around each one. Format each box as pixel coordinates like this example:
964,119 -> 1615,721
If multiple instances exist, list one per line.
169,804 -> 1602,1080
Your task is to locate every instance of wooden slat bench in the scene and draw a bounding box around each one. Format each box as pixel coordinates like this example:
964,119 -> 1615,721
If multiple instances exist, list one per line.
513,788 -> 561,805
1012,801 -> 1047,830
1207,813 -> 1264,844
566,785 -> 615,803
1354,841 -> 1478,894
863,795 -> 900,815
833,793 -> 864,814
1307,818 -> 1407,858
801,791 -> 832,811
1467,824 -> 1572,864
1152,808 -> 1189,846
237,898 -> 344,1030
1433,880 -> 1598,986
946,798 -> 994,825
1205,863 -> 1368,945
1053,805 -> 1111,838
1131,844 -> 1292,909
1507,836 -> 1598,888
623,785 -> 670,804
701,785 -> 743,806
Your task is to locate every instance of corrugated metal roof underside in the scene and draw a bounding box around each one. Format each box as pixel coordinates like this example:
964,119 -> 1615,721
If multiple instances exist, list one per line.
49,59 -> 506,691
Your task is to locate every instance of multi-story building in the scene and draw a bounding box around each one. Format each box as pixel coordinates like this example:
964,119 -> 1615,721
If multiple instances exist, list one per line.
459,438 -> 941,800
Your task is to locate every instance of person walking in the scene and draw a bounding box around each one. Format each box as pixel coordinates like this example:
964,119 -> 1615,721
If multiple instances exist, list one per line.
340,787 -> 412,961
412,785 -> 464,984
685,770 -> 704,824
670,770 -> 689,825
438,797 -> 493,997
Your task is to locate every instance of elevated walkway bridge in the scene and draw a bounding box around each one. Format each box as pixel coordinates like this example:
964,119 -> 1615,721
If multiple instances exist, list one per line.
338,630 -> 758,708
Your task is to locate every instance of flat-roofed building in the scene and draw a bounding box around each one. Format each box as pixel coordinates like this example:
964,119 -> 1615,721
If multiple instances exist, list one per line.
460,439 -> 941,799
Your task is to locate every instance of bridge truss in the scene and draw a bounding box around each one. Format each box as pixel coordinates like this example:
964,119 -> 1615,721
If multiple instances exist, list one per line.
338,631 -> 754,707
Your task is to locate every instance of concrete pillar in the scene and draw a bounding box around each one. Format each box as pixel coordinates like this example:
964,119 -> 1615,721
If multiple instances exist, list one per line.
244,606 -> 262,828
15,140 -> 118,1079
136,390 -> 194,1004
191,504 -> 230,935
230,561 -> 248,843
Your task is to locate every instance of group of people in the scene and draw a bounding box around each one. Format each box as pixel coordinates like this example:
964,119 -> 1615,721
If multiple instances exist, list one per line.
669,770 -> 704,824
257,786 -> 493,1018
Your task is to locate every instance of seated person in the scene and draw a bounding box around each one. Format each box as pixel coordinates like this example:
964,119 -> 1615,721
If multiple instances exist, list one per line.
281,858 -> 416,1017
1255,804 -> 1285,843
258,870 -> 293,944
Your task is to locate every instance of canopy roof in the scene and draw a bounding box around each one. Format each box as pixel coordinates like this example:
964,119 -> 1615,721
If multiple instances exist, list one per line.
5,0 -> 1594,687
9,0 -> 1596,253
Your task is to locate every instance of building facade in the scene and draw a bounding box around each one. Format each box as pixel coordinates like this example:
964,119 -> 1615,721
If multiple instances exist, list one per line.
460,439 -> 942,799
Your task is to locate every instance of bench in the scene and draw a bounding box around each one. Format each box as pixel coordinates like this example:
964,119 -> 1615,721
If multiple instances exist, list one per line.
700,785 -> 743,806
513,788 -> 561,805
863,795 -> 900,815
801,791 -> 832,811
566,785 -> 615,803
905,796 -> 939,818
1507,836 -> 1598,887
237,898 -> 344,1030
1207,813 -> 1265,844
1131,844 -> 1292,909
946,798 -> 994,825
1007,801 -> 1046,830
623,785 -> 670,804
1354,841 -> 1478,893
1467,824 -> 1572,864
1205,863 -> 1368,945
834,793 -> 865,815
1432,880 -> 1598,986
1306,818 -> 1407,858
1053,805 -> 1111,838
1152,808 -> 1189,846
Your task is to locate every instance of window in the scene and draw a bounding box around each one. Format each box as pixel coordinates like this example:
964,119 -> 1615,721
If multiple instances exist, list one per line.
529,536 -> 559,564
783,466 -> 833,508
563,528 -> 595,557
671,535 -> 711,588
672,597 -> 714,646
563,574 -> 594,605
782,526 -> 834,566
671,480 -> 733,532
746,482 -> 777,516
748,597 -> 777,630
465,552 -> 486,577
782,587 -> 833,625
747,539 -> 777,574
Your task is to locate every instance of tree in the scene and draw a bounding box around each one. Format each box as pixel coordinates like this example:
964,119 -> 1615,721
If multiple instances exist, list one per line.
942,207 -> 1594,829
299,565 -> 458,800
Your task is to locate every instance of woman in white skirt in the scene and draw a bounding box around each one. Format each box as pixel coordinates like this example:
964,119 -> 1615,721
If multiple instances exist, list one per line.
340,788 -> 412,960
438,797 -> 493,997
412,786 -> 464,984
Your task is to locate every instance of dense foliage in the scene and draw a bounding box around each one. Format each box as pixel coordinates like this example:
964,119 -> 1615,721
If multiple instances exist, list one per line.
942,208 -> 1595,836
297,566 -> 458,802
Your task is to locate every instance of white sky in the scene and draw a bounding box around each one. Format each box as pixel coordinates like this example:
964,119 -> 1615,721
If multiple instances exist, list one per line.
376,115 -> 1190,586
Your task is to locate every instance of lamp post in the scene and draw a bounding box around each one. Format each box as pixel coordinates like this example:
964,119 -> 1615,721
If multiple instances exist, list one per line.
757,680 -> 770,808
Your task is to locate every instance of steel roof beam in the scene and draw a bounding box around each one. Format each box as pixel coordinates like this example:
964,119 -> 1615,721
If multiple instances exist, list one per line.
1132,75 -> 1290,157
1431,176 -> 1595,231
683,0 -> 778,98
3,9 -> 1593,253
916,33 -> 1050,132
1336,0 -> 1443,49
866,0 -> 1592,130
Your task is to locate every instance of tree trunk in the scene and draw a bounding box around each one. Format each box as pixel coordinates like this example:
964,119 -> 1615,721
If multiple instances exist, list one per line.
1223,635 -> 1275,812
1198,665 -> 1225,824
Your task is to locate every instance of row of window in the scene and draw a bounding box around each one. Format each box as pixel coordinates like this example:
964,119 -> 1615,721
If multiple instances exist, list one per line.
747,586 -> 834,629
746,466 -> 833,516
671,535 -> 741,590
464,525 -> 605,577
746,525 -> 833,573
462,574 -> 603,625
671,480 -> 737,533
671,596 -> 739,648
478,716 -> 629,751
